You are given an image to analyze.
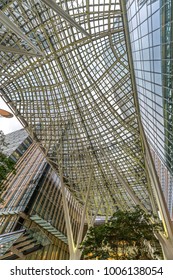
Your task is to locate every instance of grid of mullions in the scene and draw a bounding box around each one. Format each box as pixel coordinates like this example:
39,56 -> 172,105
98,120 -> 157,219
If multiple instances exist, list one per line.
126,0 -> 173,174
0,0 -> 157,215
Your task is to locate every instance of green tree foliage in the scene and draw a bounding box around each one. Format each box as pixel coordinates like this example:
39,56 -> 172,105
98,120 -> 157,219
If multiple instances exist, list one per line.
0,130 -> 15,198
81,207 -> 163,260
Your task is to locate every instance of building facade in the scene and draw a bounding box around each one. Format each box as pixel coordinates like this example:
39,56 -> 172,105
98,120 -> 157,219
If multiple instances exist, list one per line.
0,130 -> 82,260
126,0 -> 173,217
2,128 -> 32,162
126,0 -> 173,171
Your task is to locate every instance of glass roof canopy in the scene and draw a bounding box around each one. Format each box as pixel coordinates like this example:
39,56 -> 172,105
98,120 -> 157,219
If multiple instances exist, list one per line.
0,0 -> 158,217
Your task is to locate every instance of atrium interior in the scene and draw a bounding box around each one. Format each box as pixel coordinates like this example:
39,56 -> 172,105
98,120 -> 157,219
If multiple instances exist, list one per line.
0,0 -> 173,260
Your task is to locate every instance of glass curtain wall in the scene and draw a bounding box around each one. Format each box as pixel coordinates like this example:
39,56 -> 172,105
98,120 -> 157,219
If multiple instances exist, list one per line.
126,0 -> 173,215
126,0 -> 173,173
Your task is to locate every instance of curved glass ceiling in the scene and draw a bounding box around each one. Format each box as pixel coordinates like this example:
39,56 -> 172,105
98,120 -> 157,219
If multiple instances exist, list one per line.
0,0 -> 157,216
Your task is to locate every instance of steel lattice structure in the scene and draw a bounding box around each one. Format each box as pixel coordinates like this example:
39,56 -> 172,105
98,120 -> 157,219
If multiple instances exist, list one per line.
1,1 -> 173,258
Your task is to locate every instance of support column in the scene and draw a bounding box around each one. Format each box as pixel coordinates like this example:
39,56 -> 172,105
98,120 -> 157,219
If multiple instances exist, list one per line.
60,176 -> 76,259
146,158 -> 173,239
155,232 -> 173,260
60,172 -> 93,260
71,170 -> 93,260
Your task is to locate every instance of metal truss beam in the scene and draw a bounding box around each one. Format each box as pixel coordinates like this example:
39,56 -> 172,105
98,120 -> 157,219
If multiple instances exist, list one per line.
0,11 -> 43,56
0,45 -> 43,57
41,0 -> 91,37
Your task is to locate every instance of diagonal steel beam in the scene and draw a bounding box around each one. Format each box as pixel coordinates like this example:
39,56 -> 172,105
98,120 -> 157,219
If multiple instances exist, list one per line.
75,169 -> 93,253
0,11 -> 43,55
41,0 -> 91,37
60,175 -> 75,259
0,45 -> 43,57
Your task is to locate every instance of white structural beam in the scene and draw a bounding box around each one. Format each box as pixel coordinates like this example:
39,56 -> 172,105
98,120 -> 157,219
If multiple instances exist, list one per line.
155,232 -> 173,260
0,11 -> 43,55
74,170 -> 93,259
0,45 -> 43,57
41,0 -> 91,37
145,150 -> 173,239
60,175 -> 76,259
91,199 -> 103,226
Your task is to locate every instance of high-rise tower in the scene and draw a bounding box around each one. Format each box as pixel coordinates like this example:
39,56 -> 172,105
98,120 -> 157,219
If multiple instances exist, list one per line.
126,0 -> 173,217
